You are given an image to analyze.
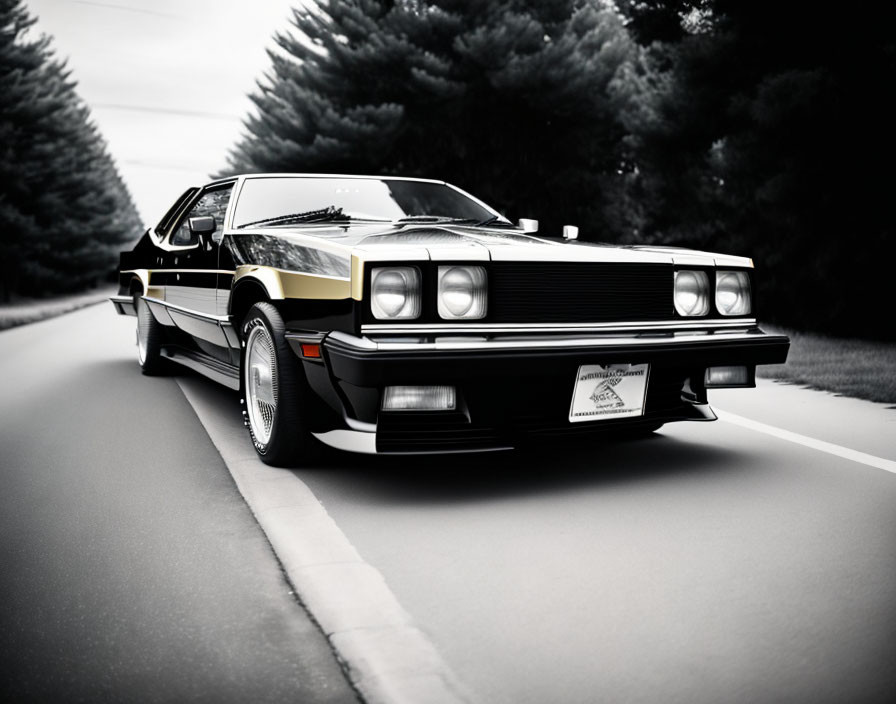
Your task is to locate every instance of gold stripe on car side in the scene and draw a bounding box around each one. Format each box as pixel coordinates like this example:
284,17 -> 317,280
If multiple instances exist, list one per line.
233,265 -> 351,300
121,269 -> 164,299
351,254 -> 364,301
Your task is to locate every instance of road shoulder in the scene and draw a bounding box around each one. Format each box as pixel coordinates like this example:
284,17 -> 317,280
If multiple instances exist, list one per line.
176,376 -> 473,704
0,286 -> 116,331
711,379 -> 896,462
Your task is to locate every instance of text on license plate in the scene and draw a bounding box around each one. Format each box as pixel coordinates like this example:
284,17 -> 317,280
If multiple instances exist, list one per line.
568,363 -> 650,423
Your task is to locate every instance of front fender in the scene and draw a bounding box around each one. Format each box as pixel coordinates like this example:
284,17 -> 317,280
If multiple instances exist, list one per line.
232,265 -> 351,301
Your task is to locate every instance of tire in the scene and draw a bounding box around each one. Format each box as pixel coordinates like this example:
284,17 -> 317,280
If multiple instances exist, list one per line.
240,302 -> 321,466
135,295 -> 169,375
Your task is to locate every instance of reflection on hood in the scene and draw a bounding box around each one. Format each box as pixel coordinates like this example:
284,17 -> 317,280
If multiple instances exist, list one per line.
357,227 -> 554,248
228,234 -> 350,277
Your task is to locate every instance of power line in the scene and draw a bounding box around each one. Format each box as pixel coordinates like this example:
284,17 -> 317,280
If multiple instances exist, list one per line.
123,159 -> 208,173
92,102 -> 241,121
71,1 -> 180,19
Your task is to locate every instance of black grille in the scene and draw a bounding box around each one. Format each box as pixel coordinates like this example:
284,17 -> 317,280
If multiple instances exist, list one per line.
489,262 -> 672,323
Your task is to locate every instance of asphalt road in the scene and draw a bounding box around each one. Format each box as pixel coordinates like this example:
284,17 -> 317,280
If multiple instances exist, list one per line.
296,415 -> 896,704
0,305 -> 357,703
2,304 -> 895,703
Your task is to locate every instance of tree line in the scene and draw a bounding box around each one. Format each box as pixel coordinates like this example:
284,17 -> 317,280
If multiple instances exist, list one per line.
0,0 -> 141,301
224,0 -> 894,340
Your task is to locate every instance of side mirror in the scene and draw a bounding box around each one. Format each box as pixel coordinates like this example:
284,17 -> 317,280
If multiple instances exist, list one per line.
563,225 -> 579,241
518,218 -> 539,233
189,215 -> 216,236
189,216 -> 217,249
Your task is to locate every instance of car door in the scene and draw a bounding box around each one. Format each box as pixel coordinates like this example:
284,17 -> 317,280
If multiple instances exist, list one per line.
161,182 -> 234,346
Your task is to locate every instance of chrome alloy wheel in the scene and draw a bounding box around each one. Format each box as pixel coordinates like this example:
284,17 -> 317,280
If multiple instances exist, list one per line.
245,324 -> 278,446
136,297 -> 149,365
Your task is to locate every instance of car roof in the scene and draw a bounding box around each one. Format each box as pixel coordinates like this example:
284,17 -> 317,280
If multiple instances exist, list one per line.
205,173 -> 446,188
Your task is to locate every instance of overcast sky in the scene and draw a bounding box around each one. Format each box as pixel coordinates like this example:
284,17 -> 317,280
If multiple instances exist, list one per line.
26,0 -> 301,224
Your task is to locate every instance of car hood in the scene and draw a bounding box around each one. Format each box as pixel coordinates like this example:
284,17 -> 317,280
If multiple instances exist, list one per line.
233,223 -> 752,270
354,226 -> 750,266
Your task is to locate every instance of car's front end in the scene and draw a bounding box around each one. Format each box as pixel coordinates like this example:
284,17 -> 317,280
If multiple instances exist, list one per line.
288,234 -> 789,454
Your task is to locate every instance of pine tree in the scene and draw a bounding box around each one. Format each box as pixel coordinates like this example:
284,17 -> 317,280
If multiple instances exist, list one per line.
0,0 -> 141,300
615,0 -> 896,338
223,0 -> 641,238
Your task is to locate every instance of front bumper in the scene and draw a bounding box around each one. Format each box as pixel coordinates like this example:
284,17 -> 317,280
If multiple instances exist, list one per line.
294,327 -> 790,454
109,295 -> 136,316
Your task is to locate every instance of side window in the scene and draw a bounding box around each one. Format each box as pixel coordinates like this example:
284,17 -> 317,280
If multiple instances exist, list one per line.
170,185 -> 234,246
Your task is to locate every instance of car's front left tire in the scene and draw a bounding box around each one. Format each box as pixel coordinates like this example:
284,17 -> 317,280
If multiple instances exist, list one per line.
135,294 -> 169,375
241,302 -> 321,467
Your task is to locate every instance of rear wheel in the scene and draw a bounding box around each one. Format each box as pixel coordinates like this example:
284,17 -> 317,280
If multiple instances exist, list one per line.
135,295 -> 168,375
241,302 -> 320,466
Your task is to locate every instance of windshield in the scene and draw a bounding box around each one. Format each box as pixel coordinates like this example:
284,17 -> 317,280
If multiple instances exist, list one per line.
232,176 -> 500,228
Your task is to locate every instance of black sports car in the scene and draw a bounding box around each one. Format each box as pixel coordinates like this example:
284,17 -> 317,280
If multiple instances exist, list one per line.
112,173 -> 789,465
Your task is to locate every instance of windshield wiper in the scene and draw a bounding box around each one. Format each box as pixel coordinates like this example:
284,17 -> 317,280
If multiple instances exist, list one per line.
444,215 -> 515,228
396,215 -> 512,227
239,205 -> 347,229
395,215 -> 459,223
473,215 -> 501,227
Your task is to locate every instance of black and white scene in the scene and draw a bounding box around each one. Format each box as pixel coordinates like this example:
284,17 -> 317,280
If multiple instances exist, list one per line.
1,0 -> 895,702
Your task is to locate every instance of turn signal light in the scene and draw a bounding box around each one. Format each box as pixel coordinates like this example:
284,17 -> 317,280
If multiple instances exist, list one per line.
300,343 -> 321,358
382,385 -> 456,411
704,365 -> 751,388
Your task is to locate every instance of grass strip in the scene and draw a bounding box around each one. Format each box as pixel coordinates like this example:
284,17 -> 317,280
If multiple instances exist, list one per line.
759,324 -> 896,405
0,286 -> 116,331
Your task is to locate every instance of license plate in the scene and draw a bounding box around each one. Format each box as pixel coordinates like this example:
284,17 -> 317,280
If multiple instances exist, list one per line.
569,363 -> 650,423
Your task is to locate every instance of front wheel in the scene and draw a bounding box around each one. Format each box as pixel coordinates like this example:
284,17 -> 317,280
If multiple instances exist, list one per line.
241,302 -> 320,466
135,295 -> 169,375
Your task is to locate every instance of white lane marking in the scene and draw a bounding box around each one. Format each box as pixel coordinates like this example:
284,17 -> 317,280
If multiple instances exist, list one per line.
716,409 -> 896,475
176,378 -> 474,704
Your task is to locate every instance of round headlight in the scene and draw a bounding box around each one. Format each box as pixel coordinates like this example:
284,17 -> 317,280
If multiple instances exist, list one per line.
674,270 -> 710,316
438,266 -> 487,320
373,270 -> 408,316
371,267 -> 421,320
715,271 -> 751,316
441,267 -> 474,316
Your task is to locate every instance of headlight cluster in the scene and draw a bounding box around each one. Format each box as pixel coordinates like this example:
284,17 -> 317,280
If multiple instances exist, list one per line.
673,270 -> 710,316
370,265 -> 488,320
437,266 -> 488,319
674,269 -> 752,317
715,271 -> 751,316
370,266 -> 421,319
